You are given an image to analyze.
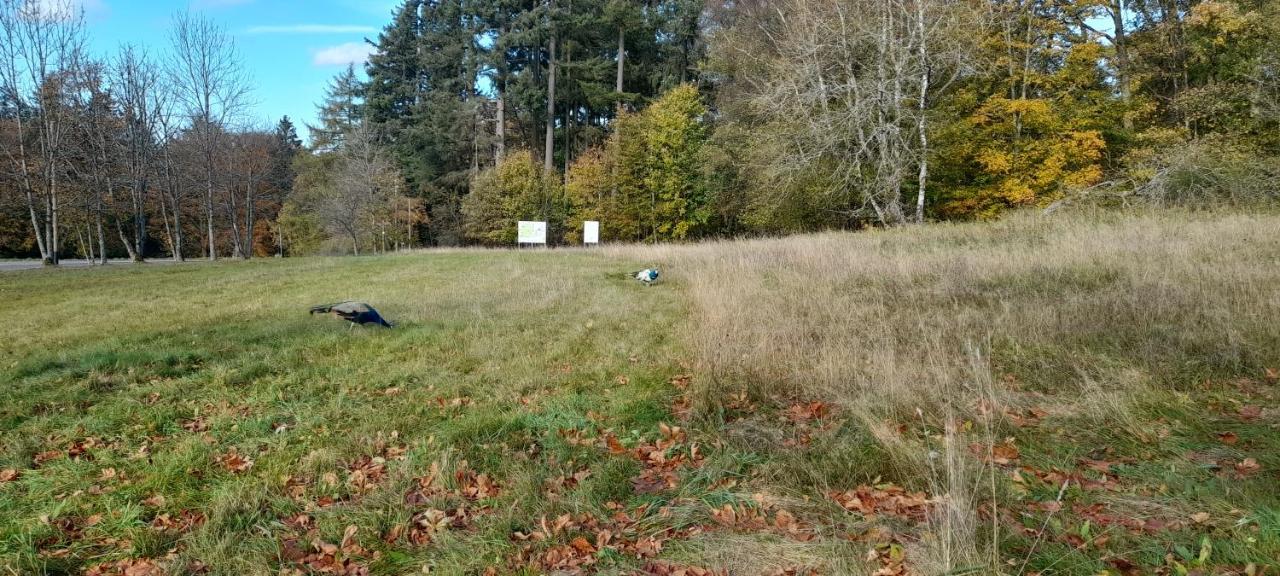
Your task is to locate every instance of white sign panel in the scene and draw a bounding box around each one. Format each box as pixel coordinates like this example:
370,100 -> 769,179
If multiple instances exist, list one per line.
517,220 -> 547,244
583,221 -> 600,244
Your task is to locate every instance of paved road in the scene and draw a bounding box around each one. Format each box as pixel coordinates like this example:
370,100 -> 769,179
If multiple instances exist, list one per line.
0,259 -> 187,272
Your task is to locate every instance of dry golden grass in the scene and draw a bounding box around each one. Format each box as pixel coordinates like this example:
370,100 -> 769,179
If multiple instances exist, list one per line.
616,209 -> 1280,418
611,208 -> 1280,573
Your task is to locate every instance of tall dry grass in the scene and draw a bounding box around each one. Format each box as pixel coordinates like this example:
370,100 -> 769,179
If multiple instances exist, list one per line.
617,209 -> 1280,416
611,208 -> 1280,572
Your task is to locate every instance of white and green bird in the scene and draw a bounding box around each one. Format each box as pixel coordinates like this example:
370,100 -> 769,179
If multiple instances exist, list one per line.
635,267 -> 660,286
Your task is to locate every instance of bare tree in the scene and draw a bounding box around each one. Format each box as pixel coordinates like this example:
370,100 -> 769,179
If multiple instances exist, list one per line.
0,0 -> 87,264
112,45 -> 162,261
224,128 -> 272,258
69,59 -> 118,264
167,11 -> 249,260
320,125 -> 400,255
721,0 -> 970,226
153,82 -> 188,260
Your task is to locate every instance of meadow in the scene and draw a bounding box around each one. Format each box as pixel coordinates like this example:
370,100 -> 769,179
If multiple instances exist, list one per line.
1,209 -> 1278,575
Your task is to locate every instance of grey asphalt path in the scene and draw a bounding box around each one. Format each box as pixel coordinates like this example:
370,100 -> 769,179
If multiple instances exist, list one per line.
0,259 -> 189,272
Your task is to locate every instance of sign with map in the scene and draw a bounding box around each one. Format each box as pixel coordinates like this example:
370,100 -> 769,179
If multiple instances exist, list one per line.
517,221 -> 547,244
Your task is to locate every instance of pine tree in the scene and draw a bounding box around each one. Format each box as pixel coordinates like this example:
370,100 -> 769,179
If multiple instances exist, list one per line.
365,0 -> 423,130
270,116 -> 301,195
307,65 -> 365,152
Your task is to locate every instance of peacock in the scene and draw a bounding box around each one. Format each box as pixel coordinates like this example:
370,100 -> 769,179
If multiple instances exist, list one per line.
634,267 -> 660,286
309,301 -> 393,328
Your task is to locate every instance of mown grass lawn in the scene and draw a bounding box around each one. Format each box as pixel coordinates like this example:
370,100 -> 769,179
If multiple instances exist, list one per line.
0,251 -> 711,575
2,210 -> 1280,576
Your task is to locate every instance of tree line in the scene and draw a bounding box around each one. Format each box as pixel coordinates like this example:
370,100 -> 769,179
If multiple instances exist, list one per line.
0,0 -> 300,263
3,0 -> 1278,260
288,0 -> 1279,252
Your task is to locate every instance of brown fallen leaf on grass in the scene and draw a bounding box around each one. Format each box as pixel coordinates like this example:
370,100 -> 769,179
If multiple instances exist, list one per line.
829,484 -> 931,521
640,561 -> 728,576
1238,405 -> 1263,421
0,468 -> 18,483
1265,367 -> 1278,382
766,568 -> 819,576
215,449 -> 253,473
456,461 -> 501,500
1235,458 -> 1261,475
406,508 -> 468,545
33,450 -> 61,466
345,455 -> 386,493
1191,511 -> 1211,524
150,510 -> 205,533
142,494 -> 165,507
182,416 -> 209,433
784,401 -> 831,423
865,542 -> 909,576
67,438 -> 99,461
969,439 -> 1019,464
545,468 -> 592,496
1217,431 -> 1240,445
280,533 -> 371,576
604,433 -> 627,454
83,558 -> 165,576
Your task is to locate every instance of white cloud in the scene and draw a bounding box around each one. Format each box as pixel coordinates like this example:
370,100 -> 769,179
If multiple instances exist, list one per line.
246,24 -> 377,35
24,0 -> 107,21
313,42 -> 375,67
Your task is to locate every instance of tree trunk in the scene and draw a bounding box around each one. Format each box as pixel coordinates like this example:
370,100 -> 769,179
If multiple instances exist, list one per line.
80,224 -> 93,262
544,3 -> 558,173
245,185 -> 255,259
11,108 -> 50,262
95,206 -> 107,265
49,170 -> 60,264
495,89 -> 506,163
116,216 -> 138,261
160,189 -> 176,258
132,179 -> 146,261
616,27 -> 625,94
206,158 -> 216,260
23,185 -> 49,263
563,43 -> 572,178
1109,0 -> 1132,128
915,0 -> 929,224
229,183 -> 245,259
172,197 -> 185,262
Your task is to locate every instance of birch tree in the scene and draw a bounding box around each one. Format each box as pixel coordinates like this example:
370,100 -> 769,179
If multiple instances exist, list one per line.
168,11 -> 249,260
112,45 -> 162,261
0,0 -> 86,264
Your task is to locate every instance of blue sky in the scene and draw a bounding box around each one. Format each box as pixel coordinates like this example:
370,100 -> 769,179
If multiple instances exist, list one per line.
74,0 -> 399,143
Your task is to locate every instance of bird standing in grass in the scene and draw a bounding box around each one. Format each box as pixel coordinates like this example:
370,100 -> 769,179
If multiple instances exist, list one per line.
635,267 -> 660,286
309,301 -> 393,328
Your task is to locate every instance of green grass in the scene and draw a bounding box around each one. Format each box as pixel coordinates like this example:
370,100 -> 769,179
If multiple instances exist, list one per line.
1,252 -> 696,575
2,210 -> 1279,575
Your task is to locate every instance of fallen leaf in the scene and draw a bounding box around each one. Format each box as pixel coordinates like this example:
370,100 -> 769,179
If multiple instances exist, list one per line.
1217,431 -> 1239,445
1238,405 -> 1263,421
1235,458 -> 1261,475
0,469 -> 18,483
1190,512 -> 1211,524
216,449 -> 253,473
